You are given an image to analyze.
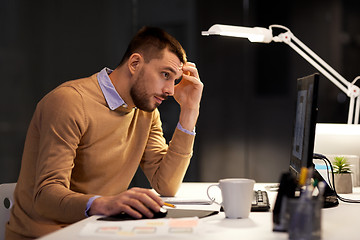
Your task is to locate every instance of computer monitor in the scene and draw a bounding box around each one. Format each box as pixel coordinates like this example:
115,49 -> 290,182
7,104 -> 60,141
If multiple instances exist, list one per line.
289,73 -> 318,175
289,73 -> 338,208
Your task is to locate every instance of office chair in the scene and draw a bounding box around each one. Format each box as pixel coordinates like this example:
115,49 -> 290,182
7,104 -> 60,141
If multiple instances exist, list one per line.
0,183 -> 16,240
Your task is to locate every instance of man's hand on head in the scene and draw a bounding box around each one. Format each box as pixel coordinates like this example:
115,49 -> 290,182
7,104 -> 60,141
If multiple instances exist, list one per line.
174,62 -> 203,110
174,62 -> 203,132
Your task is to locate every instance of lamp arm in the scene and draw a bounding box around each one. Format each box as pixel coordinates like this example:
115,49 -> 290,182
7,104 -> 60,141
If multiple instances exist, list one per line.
351,77 -> 360,124
287,36 -> 360,124
291,34 -> 351,89
348,96 -> 355,124
274,30 -> 349,94
286,39 -> 349,94
355,97 -> 360,124
271,25 -> 360,124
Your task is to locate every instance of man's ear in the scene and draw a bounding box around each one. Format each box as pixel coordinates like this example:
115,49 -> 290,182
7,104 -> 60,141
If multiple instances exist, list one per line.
128,53 -> 143,75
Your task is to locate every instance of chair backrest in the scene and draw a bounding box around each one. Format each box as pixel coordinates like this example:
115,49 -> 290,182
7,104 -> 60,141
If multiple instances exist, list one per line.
0,183 -> 16,240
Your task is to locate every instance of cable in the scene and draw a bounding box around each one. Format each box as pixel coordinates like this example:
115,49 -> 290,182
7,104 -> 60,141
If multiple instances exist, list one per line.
313,153 -> 360,204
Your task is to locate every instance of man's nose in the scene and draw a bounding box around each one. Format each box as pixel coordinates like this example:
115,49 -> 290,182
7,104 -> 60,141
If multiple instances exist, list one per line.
163,81 -> 175,96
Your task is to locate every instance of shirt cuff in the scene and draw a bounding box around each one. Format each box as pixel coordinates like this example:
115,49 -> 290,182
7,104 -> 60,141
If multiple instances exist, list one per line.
176,122 -> 196,136
85,195 -> 101,217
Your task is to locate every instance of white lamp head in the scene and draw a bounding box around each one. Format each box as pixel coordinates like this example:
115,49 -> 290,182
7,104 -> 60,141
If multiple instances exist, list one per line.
201,24 -> 273,43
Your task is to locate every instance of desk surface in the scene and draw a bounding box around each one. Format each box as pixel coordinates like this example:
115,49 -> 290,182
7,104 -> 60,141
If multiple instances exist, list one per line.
39,182 -> 360,240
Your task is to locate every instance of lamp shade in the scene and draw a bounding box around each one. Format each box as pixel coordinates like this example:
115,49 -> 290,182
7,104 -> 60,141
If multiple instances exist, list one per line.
201,24 -> 273,43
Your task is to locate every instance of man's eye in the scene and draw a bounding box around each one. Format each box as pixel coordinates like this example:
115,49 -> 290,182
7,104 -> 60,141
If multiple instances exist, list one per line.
162,72 -> 170,79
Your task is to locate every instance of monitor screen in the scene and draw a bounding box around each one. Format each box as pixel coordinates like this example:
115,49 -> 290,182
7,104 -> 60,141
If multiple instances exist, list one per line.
289,73 -> 319,178
288,73 -> 338,208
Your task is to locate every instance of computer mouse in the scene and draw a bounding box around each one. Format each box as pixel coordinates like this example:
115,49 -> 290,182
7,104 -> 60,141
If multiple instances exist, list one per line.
97,207 -> 168,221
151,207 -> 168,218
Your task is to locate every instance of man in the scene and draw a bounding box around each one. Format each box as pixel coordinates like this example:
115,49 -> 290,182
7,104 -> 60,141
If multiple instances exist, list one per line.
6,26 -> 203,239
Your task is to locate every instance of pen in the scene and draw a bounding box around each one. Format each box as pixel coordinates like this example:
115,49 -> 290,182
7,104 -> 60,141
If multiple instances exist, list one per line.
298,167 -> 308,187
163,202 -> 176,208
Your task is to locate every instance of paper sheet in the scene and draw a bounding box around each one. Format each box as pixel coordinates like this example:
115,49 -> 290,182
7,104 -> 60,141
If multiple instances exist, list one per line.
161,197 -> 212,205
79,217 -> 201,238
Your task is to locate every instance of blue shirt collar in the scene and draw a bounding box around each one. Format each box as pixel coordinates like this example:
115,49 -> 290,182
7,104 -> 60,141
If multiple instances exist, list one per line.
97,67 -> 128,110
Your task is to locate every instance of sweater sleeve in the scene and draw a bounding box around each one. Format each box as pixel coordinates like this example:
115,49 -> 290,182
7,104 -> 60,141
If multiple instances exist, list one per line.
32,86 -> 94,223
140,109 -> 195,197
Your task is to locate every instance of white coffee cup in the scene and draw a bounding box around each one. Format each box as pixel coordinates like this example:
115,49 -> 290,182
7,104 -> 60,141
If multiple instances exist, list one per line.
207,178 -> 255,219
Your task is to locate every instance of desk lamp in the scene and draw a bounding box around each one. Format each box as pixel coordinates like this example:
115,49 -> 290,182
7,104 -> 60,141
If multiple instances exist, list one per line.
202,24 -> 360,124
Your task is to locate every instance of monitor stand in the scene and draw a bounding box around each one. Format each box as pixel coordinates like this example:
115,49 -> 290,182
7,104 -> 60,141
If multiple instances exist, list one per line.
313,169 -> 339,208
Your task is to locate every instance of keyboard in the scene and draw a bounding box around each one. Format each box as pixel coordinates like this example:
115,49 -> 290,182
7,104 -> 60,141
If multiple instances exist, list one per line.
251,190 -> 270,212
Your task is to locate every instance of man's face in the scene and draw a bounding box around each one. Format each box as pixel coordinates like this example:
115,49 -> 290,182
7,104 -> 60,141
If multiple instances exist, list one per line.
130,49 -> 183,112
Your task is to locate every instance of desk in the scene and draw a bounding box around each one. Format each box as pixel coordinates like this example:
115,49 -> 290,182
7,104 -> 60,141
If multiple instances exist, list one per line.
39,183 -> 360,240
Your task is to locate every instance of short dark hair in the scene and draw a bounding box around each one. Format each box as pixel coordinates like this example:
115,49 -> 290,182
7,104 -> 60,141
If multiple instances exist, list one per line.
118,26 -> 187,66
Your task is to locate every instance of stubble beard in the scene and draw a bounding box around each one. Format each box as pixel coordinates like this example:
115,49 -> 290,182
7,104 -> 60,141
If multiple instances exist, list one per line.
130,69 -> 166,112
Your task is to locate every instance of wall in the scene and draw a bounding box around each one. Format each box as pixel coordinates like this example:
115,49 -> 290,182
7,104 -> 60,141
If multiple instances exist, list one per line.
1,0 -> 360,186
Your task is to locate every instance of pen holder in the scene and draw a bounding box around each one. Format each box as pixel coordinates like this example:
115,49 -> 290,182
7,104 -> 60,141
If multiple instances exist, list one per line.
287,197 -> 322,240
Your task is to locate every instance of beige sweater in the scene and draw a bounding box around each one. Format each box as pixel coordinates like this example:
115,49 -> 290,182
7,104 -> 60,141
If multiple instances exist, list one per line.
6,73 -> 195,239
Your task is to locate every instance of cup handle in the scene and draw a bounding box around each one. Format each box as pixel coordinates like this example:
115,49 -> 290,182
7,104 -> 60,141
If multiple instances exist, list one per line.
207,184 -> 221,205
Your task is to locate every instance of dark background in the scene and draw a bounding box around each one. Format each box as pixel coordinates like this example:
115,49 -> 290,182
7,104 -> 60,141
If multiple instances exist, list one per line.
1,0 -> 359,186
